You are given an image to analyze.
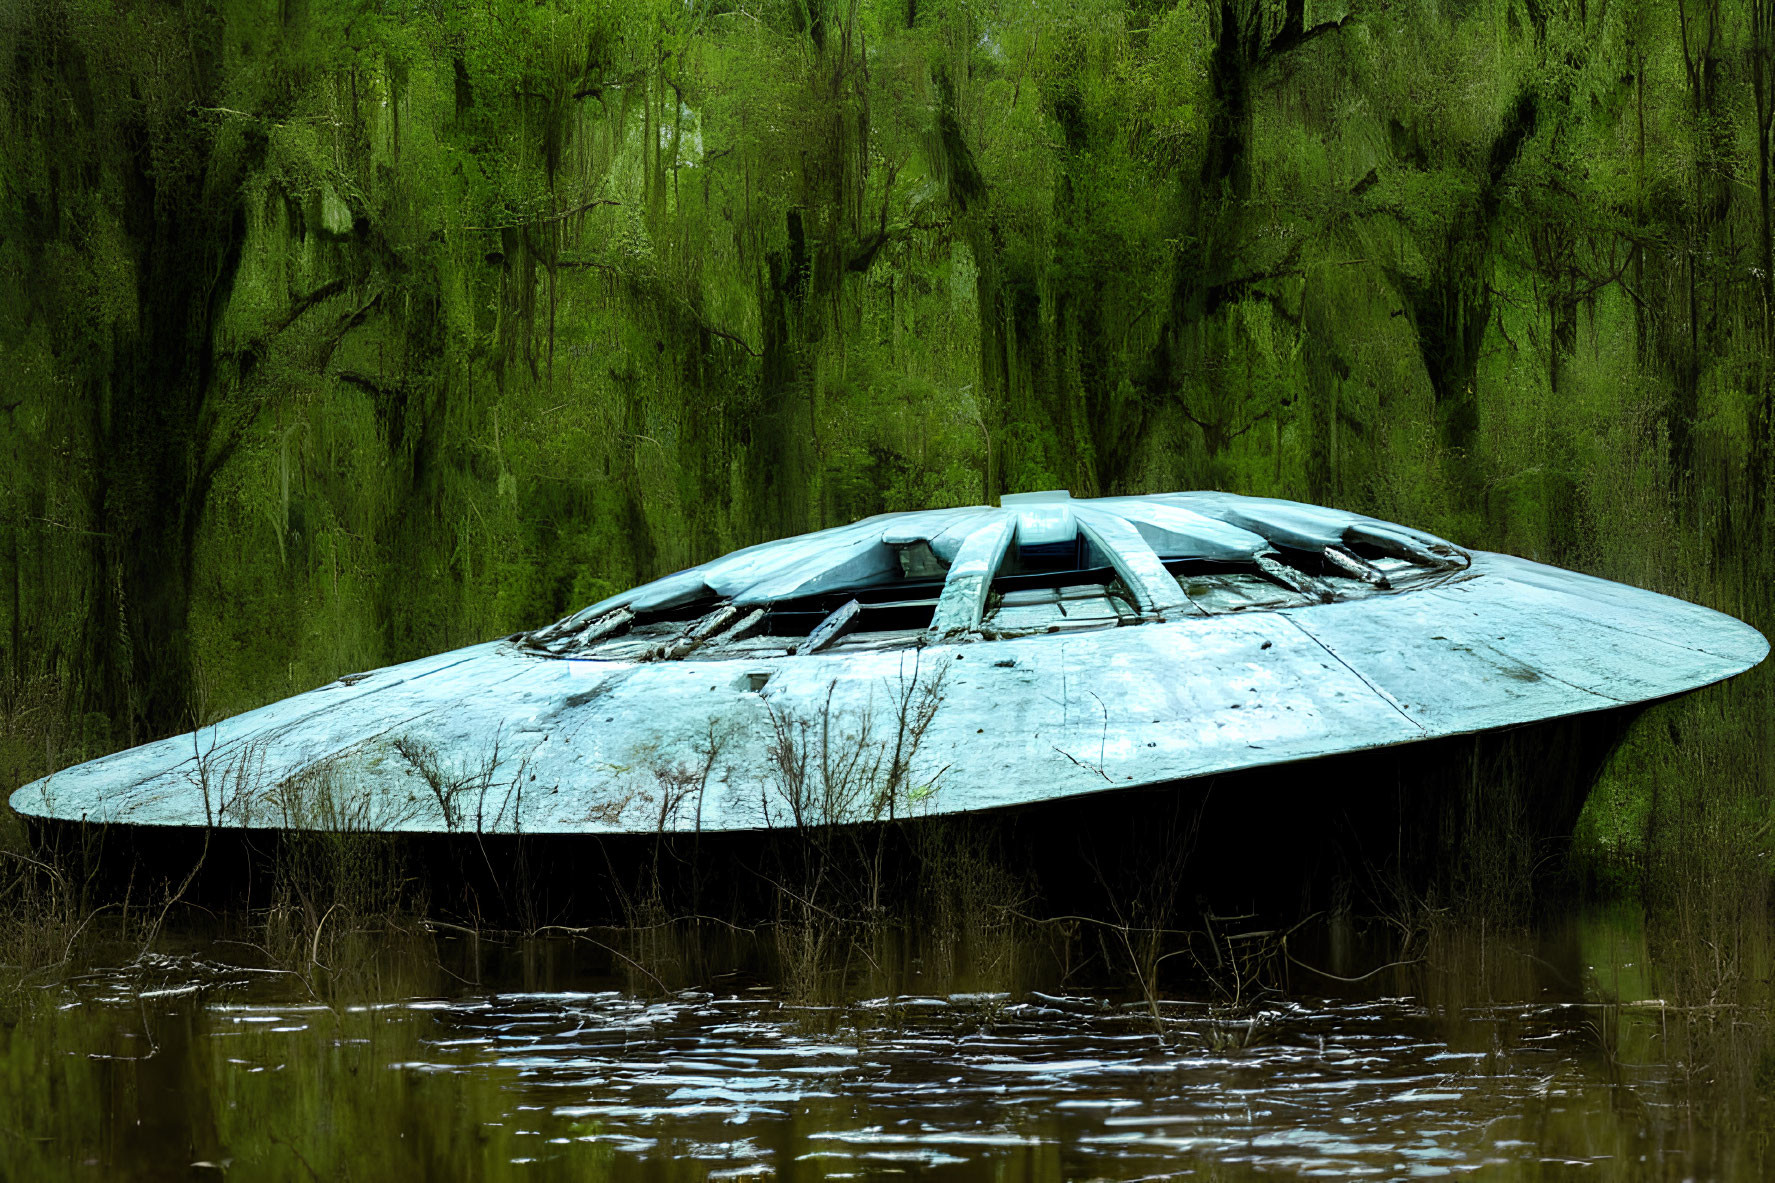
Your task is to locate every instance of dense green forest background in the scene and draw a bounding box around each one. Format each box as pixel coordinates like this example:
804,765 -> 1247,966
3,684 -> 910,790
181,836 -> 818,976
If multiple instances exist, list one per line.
2,0 -> 1772,887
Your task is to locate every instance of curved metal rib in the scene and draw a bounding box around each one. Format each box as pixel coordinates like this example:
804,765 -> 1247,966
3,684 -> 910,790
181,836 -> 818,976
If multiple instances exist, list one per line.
1074,507 -> 1196,618
926,513 -> 1016,640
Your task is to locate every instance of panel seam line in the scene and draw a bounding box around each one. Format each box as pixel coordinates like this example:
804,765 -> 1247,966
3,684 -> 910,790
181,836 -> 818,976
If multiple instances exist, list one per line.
1281,614 -> 1427,732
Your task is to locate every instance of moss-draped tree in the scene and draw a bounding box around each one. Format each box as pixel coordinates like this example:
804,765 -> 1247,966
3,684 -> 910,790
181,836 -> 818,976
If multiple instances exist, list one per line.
1,0 -> 1772,878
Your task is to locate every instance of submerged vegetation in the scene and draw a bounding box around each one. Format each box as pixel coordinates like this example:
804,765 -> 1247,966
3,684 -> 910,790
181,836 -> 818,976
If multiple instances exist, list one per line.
3,0 -> 1775,1173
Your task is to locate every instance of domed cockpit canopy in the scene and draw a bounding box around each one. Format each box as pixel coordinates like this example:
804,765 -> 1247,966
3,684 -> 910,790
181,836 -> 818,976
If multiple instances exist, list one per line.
521,491 -> 1469,662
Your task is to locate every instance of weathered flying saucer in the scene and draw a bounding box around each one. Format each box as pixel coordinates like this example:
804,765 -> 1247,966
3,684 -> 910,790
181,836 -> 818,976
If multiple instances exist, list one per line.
11,492 -> 1766,836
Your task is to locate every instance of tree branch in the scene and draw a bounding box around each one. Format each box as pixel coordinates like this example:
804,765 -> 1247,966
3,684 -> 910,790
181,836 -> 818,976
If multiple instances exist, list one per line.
1263,0 -> 1351,63
336,369 -> 403,399
464,199 -> 621,232
312,289 -> 384,373
1180,404 -> 1274,442
1202,249 -> 1305,319
250,277 -> 351,354
200,276 -> 354,495
553,259 -> 761,357
847,162 -> 903,273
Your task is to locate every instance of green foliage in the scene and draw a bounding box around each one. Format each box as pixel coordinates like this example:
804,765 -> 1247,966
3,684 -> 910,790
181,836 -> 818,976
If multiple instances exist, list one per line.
1,0 -> 1773,891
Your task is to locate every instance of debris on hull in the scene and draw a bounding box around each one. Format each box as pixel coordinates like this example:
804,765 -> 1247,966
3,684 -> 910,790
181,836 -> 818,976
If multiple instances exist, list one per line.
11,492 -> 1766,836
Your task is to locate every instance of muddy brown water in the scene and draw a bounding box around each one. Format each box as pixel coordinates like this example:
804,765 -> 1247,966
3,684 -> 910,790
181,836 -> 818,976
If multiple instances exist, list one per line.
4,903 -> 1770,1181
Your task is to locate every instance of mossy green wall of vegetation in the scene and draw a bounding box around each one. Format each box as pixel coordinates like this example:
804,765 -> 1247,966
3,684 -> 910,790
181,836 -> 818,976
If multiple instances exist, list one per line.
2,0 -> 1771,882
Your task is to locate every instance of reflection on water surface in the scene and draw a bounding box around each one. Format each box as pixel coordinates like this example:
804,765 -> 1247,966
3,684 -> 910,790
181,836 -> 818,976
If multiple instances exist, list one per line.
3,905 -> 1768,1180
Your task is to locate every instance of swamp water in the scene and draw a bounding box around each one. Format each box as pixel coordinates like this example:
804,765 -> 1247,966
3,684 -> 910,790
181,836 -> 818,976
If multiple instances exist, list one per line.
4,904 -> 1772,1181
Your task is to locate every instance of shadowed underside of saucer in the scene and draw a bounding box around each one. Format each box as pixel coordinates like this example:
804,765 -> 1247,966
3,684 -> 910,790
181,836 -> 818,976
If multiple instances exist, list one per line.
13,491 -> 1765,835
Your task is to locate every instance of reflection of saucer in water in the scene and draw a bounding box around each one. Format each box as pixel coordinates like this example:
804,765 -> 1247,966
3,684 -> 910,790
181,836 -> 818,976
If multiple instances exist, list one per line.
14,490 -> 1765,834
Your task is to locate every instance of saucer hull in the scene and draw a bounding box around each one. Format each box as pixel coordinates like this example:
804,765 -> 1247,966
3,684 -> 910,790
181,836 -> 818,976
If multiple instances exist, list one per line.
11,550 -> 1764,835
